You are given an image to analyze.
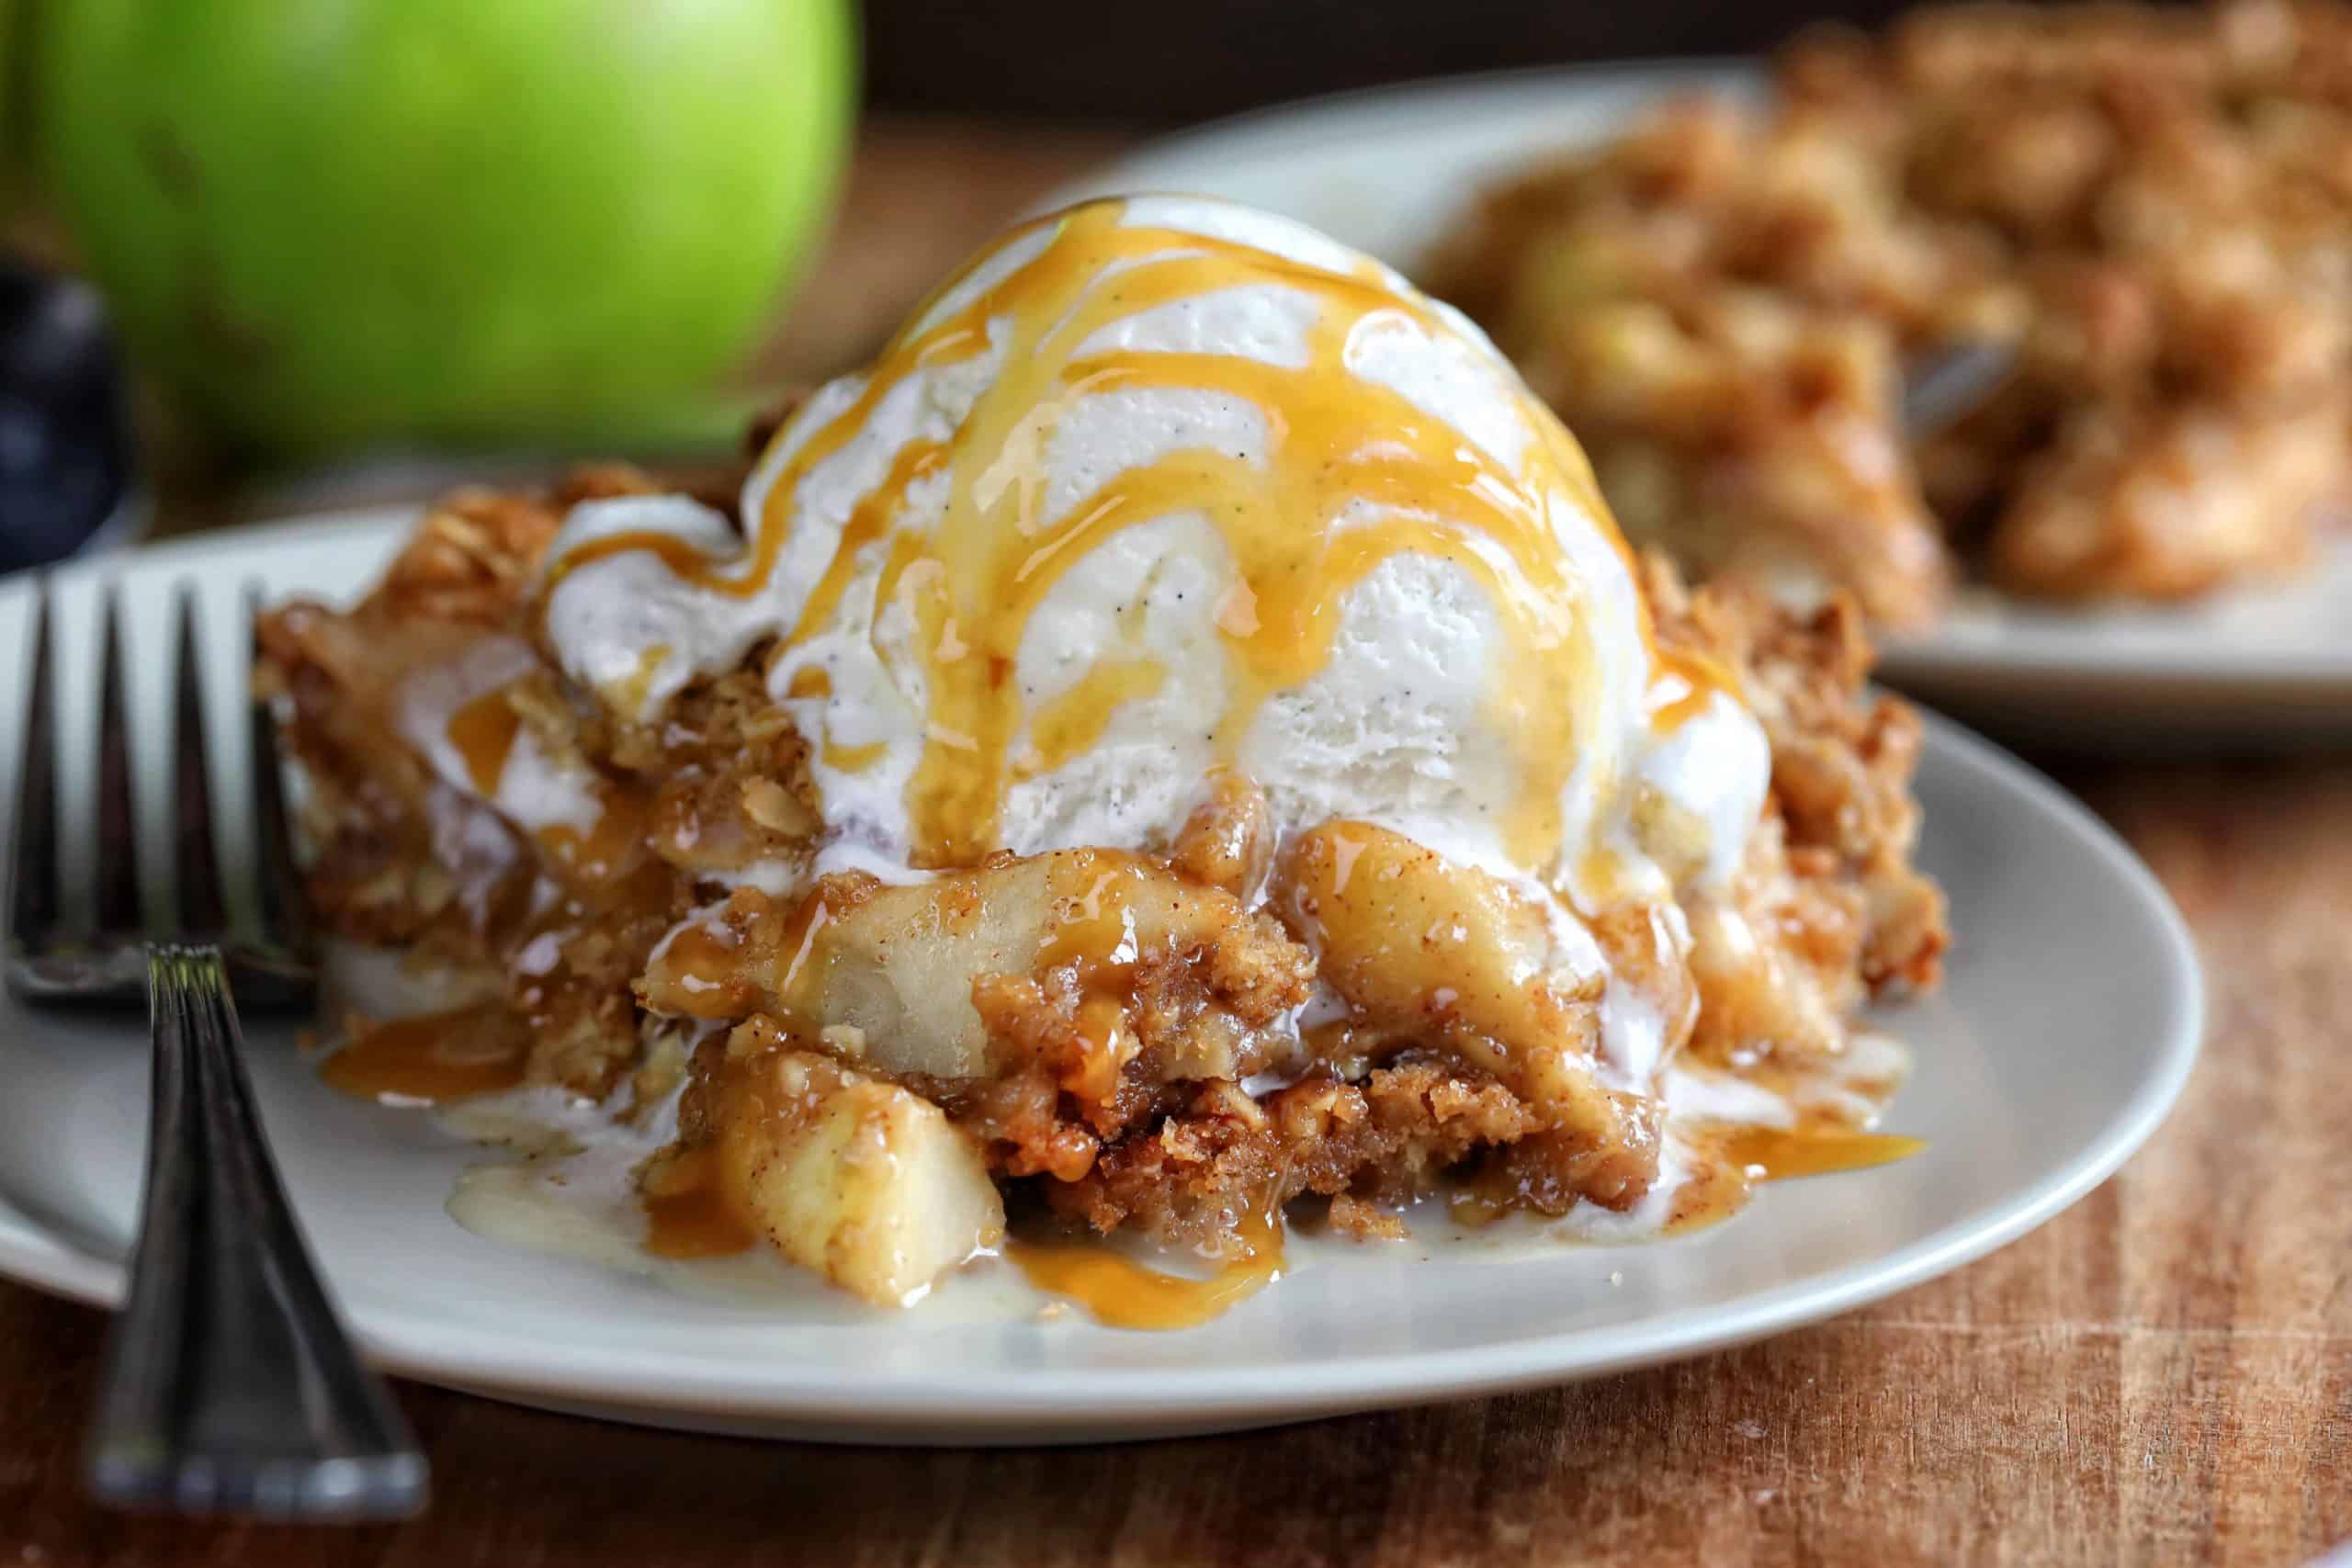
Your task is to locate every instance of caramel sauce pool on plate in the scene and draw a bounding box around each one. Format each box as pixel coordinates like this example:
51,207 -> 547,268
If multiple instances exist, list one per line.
320,1006 -> 531,1106
1003,1205 -> 1287,1331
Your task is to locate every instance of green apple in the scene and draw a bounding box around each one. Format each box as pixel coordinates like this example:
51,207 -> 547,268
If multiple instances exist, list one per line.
33,0 -> 855,453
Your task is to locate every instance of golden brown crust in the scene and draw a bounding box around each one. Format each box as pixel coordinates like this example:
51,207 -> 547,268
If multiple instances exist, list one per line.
1044,1059 -> 1545,1249
1640,553 -> 1947,1075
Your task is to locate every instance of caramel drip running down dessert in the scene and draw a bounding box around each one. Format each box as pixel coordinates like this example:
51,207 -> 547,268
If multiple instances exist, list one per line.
270,193 -> 1948,1325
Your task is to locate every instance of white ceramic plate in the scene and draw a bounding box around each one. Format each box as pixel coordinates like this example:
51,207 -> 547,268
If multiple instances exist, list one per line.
0,514 -> 2201,1445
1048,63 -> 2352,746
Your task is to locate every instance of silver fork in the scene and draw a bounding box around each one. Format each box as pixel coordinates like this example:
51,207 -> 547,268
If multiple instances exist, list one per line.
6,580 -> 427,1519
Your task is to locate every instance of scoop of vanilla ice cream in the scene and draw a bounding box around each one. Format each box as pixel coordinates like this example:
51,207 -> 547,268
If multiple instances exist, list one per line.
538,195 -> 1767,908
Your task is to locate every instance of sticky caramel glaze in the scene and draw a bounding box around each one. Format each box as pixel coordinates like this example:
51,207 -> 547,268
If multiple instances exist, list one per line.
1659,1124 -> 1925,1235
1449,1122 -> 1923,1235
1005,1201 -> 1284,1330
322,1005 -> 533,1105
1017,659 -> 1168,780
642,849 -> 1218,1100
821,739 -> 888,773
647,917 -> 769,1021
544,198 -> 1727,871
437,671 -> 658,896
1648,645 -> 1746,733
639,1145 -> 758,1258
1278,819 -> 1613,1118
541,787 -> 654,889
1032,854 -> 1151,1102
635,1043 -> 799,1269
447,685 -> 523,795
646,880 -> 855,1028
1716,1126 -> 1924,1180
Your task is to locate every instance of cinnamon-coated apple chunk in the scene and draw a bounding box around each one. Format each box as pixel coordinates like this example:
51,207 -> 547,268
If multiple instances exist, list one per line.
637,849 -> 1314,1087
1274,820 -> 1665,1201
1275,820 -> 1605,1101
695,1044 -> 1004,1306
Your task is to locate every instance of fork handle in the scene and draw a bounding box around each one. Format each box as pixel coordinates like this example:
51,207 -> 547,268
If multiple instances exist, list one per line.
84,945 -> 427,1518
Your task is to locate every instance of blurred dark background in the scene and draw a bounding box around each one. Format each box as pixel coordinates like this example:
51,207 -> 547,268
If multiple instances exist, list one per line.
866,0 -> 1939,120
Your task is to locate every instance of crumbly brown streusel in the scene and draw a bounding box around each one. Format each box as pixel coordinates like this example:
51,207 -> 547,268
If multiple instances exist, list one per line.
1428,0 -> 2352,619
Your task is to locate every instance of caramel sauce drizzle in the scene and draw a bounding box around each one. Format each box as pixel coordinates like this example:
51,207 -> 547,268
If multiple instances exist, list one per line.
541,197 -> 1713,873
1657,1125 -> 1925,1235
1005,1202 -> 1285,1331
446,687 -> 523,795
1033,855 -> 1151,1101
650,886 -> 848,1033
821,739 -> 889,773
648,918 -> 769,1021
1451,1122 -> 1925,1236
1716,1126 -> 1924,1181
435,676 -> 654,897
538,788 -> 652,890
633,1055 -> 1291,1327
639,1145 -> 760,1259
1647,646 -> 1746,733
321,1006 -> 532,1106
1017,660 -> 1168,780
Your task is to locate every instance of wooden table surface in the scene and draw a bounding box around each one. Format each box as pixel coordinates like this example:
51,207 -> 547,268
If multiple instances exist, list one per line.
5,121 -> 2349,1568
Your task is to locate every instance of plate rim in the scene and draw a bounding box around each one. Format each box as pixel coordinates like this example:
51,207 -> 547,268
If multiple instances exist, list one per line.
1039,56 -> 1751,202
0,519 -> 2205,1433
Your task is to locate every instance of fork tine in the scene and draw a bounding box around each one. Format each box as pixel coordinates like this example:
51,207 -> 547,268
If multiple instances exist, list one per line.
243,584 -> 311,962
89,945 -> 428,1517
94,583 -> 142,936
172,584 -> 227,938
8,581 -> 60,966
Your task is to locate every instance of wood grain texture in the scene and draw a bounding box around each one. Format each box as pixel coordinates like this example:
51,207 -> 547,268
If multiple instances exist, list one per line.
3,130 -> 2348,1568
